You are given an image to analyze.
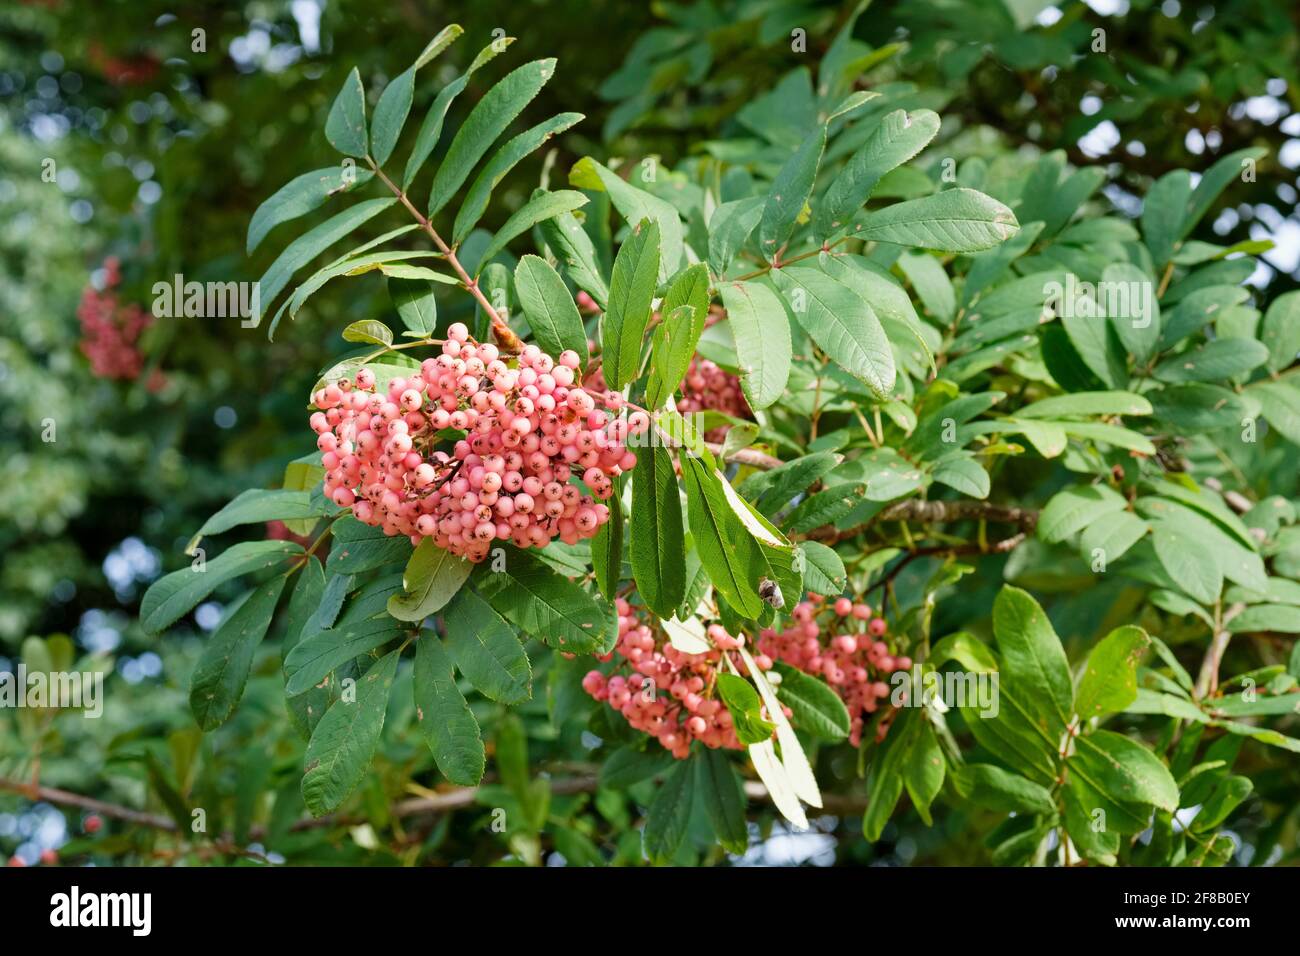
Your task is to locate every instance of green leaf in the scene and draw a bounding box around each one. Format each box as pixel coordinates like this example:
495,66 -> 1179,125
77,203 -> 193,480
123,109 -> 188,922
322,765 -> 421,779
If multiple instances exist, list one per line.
427,58 -> 557,216
257,198 -> 397,334
442,588 -> 531,703
284,616 -> 404,697
1076,625 -> 1150,720
569,156 -> 683,280
931,456 -> 990,499
716,673 -> 776,745
590,481 -> 623,600
341,319 -> 394,346
1228,604 -> 1300,634
1250,380 -> 1300,444
863,705 -> 921,840
369,67 -> 414,167
324,67 -> 368,159
852,188 -> 1019,252
1063,776 -> 1120,865
283,557 -> 325,653
905,722 -> 945,825
453,112 -> 584,244
740,451 -> 841,514
819,108 -> 941,239
372,28 -> 464,166
645,265 -> 710,409
1017,390 -> 1152,419
1062,304 -> 1127,389
898,250 -> 956,323
1037,484 -> 1127,543
601,218 -> 660,390
473,547 -> 615,654
1102,262 -> 1161,364
772,663 -> 850,740
992,585 -> 1073,736
1153,338 -> 1270,383
386,538 -> 472,622
796,541 -> 846,595
630,444 -> 686,618
327,517 -> 413,575
1079,510 -> 1149,564
538,209 -> 610,309
600,746 -> 676,789
1261,290 -> 1300,373
719,280 -> 791,410
1151,520 -> 1223,603
759,124 -> 826,259
642,758 -> 695,864
1142,170 -> 1193,267
247,166 -> 376,255
141,540 -> 303,634
512,255 -> 588,369
389,276 -> 438,334
771,265 -> 895,398
680,457 -> 768,619
476,188 -> 588,268
708,196 -> 764,275
302,649 -> 400,816
189,575 -> 286,730
953,763 -> 1056,815
1072,729 -> 1179,812
188,489 -> 326,552
694,749 -> 748,854
413,634 -> 485,785
403,37 -> 513,188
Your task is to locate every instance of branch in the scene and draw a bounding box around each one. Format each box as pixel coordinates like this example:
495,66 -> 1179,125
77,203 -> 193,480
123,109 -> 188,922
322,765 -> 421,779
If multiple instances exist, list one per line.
810,499 -> 1039,545
704,442 -> 784,470
0,774 -> 869,847
0,777 -> 177,830
367,160 -> 522,353
864,532 -> 1030,596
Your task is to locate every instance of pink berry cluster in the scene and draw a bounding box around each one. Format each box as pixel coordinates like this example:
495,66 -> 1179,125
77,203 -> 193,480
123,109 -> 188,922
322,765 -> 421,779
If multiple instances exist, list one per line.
675,356 -> 751,428
310,324 -> 648,562
77,256 -> 160,385
759,595 -> 907,746
581,598 -> 783,759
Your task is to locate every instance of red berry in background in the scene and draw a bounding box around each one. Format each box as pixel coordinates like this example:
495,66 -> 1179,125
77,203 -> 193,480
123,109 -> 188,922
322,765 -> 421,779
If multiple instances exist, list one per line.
6,855 -> 24,867
77,256 -> 165,389
39,849 -> 58,865
84,814 -> 102,834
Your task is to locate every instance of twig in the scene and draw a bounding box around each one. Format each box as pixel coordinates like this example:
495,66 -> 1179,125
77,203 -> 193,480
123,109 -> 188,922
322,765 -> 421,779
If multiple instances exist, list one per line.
810,499 -> 1038,545
0,777 -> 177,830
704,442 -> 784,470
366,159 -> 522,352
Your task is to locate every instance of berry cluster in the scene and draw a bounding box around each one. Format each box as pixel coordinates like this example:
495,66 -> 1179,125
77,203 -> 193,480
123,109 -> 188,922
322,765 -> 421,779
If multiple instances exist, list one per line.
759,595 -> 907,746
77,257 -> 159,385
675,356 -> 752,442
311,324 -> 646,561
582,598 -> 782,759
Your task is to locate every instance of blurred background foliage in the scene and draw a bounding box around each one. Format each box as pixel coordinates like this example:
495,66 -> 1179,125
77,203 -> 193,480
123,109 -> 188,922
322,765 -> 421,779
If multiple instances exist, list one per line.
2,0 -> 1298,865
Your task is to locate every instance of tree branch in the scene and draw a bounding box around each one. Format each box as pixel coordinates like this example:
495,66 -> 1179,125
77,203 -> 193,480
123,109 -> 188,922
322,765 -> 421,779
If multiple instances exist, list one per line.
366,159 -> 522,353
810,499 -> 1038,545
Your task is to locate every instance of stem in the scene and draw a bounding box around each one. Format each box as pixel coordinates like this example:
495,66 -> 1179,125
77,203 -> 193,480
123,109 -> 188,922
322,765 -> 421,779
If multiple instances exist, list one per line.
367,159 -> 522,352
